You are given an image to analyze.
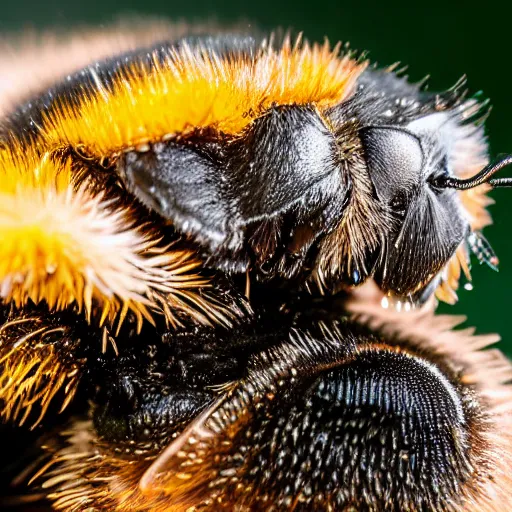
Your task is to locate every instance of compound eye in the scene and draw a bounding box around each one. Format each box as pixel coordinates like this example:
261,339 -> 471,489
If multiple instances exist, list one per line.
360,127 -> 424,207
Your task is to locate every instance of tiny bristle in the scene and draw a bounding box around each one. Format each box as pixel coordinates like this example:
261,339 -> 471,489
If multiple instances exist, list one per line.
416,74 -> 430,90
0,315 -> 83,428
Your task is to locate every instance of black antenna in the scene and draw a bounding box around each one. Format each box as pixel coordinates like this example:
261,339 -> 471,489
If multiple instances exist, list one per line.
437,154 -> 512,190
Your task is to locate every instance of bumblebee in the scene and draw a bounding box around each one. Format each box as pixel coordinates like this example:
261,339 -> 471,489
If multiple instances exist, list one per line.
0,23 -> 511,511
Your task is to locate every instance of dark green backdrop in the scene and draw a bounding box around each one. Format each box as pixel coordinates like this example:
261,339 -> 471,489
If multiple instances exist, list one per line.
1,1 -> 511,353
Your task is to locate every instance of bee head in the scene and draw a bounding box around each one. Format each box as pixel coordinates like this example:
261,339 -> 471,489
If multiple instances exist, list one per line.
321,87 -> 512,306
362,112 -> 472,304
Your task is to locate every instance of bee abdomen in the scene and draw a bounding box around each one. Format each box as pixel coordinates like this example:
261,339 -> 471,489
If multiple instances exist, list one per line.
227,349 -> 472,511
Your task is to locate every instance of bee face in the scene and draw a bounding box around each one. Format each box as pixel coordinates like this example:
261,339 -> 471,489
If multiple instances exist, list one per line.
314,71 -> 494,304
358,112 -> 470,301
0,26 -> 511,512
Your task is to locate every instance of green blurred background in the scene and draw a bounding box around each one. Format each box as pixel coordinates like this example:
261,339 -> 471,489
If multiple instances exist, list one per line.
1,0 -> 511,353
